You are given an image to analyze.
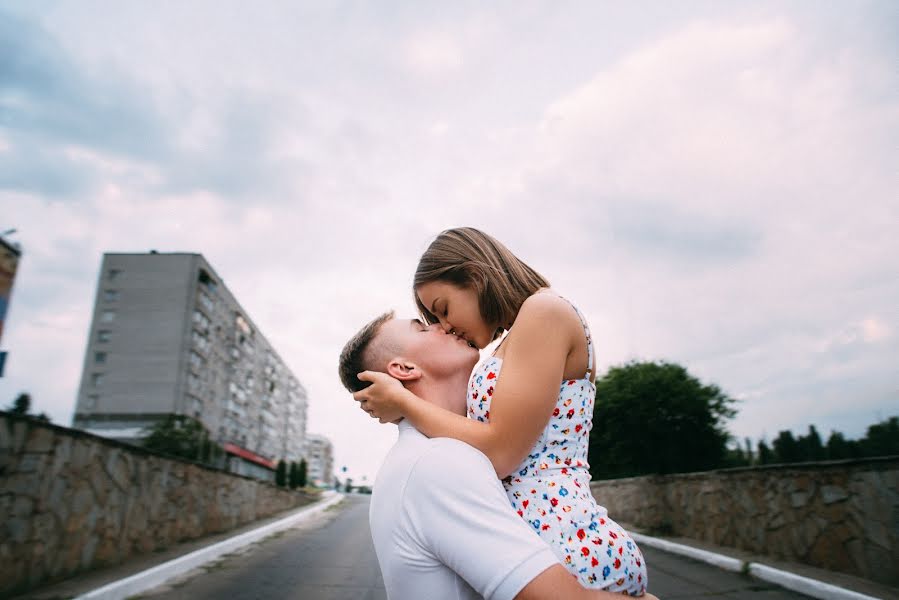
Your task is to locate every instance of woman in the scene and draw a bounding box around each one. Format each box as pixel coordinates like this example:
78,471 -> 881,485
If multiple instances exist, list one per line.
355,227 -> 647,595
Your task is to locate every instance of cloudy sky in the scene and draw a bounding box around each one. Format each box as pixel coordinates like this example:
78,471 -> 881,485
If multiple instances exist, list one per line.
2,1 -> 896,482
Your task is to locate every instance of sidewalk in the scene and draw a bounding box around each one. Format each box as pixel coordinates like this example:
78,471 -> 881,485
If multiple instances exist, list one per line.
10,493 -> 342,600
626,526 -> 897,600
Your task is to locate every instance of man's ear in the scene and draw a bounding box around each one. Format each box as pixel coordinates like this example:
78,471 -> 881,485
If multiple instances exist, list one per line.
386,359 -> 422,382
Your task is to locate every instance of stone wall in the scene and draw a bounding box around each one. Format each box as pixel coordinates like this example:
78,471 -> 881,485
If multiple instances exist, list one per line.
590,457 -> 899,586
0,412 -> 318,597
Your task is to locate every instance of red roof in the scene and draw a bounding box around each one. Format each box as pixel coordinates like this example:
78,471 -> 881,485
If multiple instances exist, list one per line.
223,442 -> 276,469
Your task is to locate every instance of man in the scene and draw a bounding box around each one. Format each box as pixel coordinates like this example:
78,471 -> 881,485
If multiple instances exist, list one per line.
339,312 -> 656,600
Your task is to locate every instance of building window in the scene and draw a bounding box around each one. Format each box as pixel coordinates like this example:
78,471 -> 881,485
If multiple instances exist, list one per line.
91,373 -> 104,387
97,330 -> 111,343
108,268 -> 121,281
94,352 -> 107,364
198,269 -> 217,292
192,330 -> 210,352
192,310 -> 210,330
198,291 -> 214,312
100,310 -> 116,323
104,290 -> 119,302
187,394 -> 203,415
189,351 -> 205,370
235,314 -> 252,336
84,394 -> 99,409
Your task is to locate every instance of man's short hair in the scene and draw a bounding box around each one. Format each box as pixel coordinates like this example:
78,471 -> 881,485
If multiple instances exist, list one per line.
338,311 -> 396,393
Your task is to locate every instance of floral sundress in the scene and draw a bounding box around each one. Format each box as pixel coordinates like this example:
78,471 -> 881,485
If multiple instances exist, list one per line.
467,299 -> 648,595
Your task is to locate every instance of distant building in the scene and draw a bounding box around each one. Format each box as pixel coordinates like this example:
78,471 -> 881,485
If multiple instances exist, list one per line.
73,253 -> 308,478
0,233 -> 23,377
304,434 -> 334,487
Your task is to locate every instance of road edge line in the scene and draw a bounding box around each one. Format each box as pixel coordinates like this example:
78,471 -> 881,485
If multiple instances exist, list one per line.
630,532 -> 743,572
630,532 -> 882,600
747,563 -> 883,600
74,491 -> 344,600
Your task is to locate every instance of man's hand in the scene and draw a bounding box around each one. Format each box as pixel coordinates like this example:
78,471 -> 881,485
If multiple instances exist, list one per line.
353,371 -> 409,423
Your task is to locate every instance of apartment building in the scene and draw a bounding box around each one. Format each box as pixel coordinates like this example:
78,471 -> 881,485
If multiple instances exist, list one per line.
73,252 -> 307,470
304,434 -> 334,487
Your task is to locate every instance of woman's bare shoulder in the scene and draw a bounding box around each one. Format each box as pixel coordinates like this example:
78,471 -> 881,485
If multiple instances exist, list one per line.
519,290 -> 578,318
515,290 -> 582,335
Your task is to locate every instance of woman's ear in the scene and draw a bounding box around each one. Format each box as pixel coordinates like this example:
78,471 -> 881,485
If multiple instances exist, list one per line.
386,360 -> 422,382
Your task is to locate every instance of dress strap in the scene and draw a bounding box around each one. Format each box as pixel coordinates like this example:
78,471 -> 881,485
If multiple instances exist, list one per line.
559,296 -> 595,380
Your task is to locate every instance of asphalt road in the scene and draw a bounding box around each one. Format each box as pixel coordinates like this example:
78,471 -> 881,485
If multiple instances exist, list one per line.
641,546 -> 807,599
136,494 -> 386,600
136,494 -> 807,600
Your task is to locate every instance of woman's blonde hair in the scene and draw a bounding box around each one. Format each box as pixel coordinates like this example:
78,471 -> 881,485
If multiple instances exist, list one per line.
413,227 -> 549,333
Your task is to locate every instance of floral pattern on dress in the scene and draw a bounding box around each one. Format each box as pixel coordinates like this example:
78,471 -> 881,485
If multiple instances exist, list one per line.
468,302 -> 647,596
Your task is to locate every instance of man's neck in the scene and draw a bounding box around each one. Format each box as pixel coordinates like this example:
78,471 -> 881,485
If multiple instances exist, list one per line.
406,368 -> 470,417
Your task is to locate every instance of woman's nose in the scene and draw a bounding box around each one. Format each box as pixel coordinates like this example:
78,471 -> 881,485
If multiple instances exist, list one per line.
439,321 -> 453,334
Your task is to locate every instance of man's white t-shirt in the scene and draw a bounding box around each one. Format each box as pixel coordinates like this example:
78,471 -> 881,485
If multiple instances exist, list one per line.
369,421 -> 559,600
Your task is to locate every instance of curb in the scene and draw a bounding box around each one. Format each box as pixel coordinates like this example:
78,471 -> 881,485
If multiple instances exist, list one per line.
74,491 -> 344,600
747,563 -> 882,600
630,533 -> 883,600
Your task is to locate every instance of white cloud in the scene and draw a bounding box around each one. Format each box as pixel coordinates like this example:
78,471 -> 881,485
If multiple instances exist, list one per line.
404,32 -> 464,75
1,3 -> 896,481
860,317 -> 892,343
428,120 -> 450,137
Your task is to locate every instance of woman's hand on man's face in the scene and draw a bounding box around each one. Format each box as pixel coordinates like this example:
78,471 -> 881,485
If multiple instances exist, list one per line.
353,371 -> 408,424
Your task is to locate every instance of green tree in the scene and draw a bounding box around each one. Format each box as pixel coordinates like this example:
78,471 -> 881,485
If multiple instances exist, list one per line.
772,430 -> 801,463
588,361 -> 737,479
862,416 -> 899,457
10,393 -> 31,415
798,425 -> 825,461
141,414 -> 219,464
276,459 -> 287,487
344,478 -> 353,493
826,431 -> 850,459
198,431 -> 222,465
722,441 -> 750,468
288,461 -> 299,489
298,458 -> 308,488
757,440 -> 773,465
5,393 -> 50,422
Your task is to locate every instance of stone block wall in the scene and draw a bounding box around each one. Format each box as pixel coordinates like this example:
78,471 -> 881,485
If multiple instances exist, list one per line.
0,412 -> 318,597
590,457 -> 899,586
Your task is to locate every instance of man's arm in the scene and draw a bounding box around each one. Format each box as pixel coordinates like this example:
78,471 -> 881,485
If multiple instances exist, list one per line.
515,565 -> 659,600
405,440 -> 657,600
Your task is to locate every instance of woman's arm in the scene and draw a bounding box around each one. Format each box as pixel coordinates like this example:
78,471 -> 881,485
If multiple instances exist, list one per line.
356,294 -> 574,478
